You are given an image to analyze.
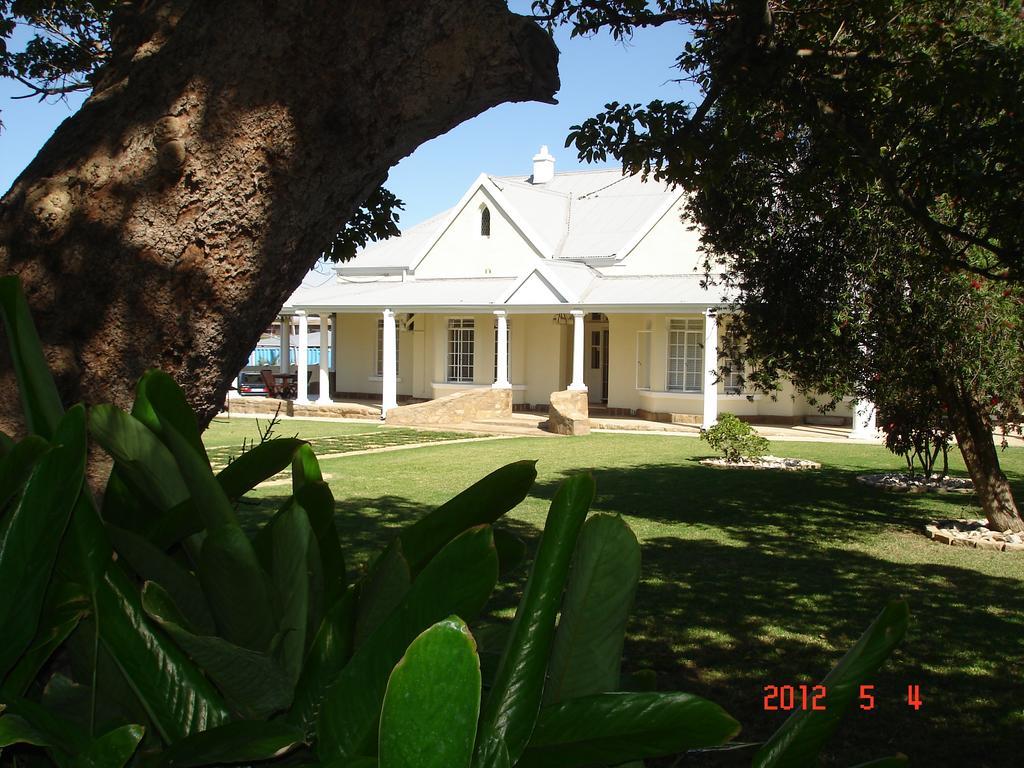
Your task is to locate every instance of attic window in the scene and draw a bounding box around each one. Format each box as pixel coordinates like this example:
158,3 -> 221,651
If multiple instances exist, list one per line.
480,206 -> 491,237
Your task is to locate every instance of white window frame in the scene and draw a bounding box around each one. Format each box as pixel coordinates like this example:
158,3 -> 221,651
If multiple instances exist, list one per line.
447,318 -> 475,383
376,318 -> 400,377
666,318 -> 703,393
723,352 -> 744,394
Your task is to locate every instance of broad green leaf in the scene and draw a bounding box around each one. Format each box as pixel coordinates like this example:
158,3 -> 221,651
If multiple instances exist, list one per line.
849,757 -> 909,768
379,616 -> 481,768
289,587 -> 357,735
473,474 -> 595,768
270,502 -> 314,683
285,444 -> 346,607
292,442 -> 325,488
96,565 -> 230,742
0,275 -> 64,439
55,486 -> 114,599
317,525 -> 499,761
131,370 -> 207,464
142,581 -> 293,719
107,525 -> 215,635
75,724 -> 144,768
753,600 -> 910,768
296,478 -> 346,606
89,404 -> 189,515
354,540 -> 411,649
216,437 -> 307,501
0,405 -> 86,678
147,499 -> 203,550
161,721 -> 305,768
492,528 -> 527,576
0,435 -> 49,515
2,582 -> 89,696
198,524 -> 277,652
398,460 -> 537,573
0,694 -> 88,755
0,713 -> 50,748
518,692 -> 740,768
100,468 -> 157,535
158,419 -> 236,530
545,513 -> 641,704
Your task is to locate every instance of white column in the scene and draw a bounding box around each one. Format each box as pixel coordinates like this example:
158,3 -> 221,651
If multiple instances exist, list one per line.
318,312 -> 331,402
381,309 -> 398,415
568,310 -> 587,391
296,310 -> 310,404
493,311 -> 510,389
849,400 -> 879,439
279,316 -> 290,373
702,308 -> 719,428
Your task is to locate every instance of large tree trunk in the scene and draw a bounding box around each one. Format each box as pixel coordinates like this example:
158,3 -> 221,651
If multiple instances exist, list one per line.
943,381 -> 1024,532
0,0 -> 558,434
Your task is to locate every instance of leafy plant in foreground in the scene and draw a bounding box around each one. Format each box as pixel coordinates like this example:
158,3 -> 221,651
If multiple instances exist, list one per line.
0,275 -> 909,767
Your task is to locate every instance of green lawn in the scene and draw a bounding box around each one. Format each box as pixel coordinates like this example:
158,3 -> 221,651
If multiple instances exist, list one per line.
205,420 -> 1024,767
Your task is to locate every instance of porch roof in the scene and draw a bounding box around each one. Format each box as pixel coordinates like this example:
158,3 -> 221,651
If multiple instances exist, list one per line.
285,272 -> 735,313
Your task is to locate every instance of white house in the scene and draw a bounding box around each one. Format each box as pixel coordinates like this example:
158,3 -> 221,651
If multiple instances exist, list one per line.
277,147 -> 868,431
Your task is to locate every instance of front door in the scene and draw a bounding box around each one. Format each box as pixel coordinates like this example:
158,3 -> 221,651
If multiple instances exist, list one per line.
584,318 -> 609,404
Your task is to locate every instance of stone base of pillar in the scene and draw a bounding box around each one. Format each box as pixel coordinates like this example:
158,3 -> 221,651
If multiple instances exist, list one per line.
567,383 -> 588,392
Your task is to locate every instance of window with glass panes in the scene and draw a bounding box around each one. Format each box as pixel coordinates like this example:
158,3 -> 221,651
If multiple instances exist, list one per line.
447,318 -> 475,383
723,352 -> 744,393
493,319 -> 510,381
667,319 -> 703,392
376,319 -> 399,377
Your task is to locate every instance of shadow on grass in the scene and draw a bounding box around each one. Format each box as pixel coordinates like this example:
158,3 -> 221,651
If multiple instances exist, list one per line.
241,457 -> 1023,767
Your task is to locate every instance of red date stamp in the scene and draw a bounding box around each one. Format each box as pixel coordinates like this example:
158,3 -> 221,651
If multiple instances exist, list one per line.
763,684 -> 923,711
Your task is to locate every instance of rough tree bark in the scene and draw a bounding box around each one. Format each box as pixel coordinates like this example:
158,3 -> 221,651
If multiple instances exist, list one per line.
0,0 -> 559,435
942,380 -> 1024,532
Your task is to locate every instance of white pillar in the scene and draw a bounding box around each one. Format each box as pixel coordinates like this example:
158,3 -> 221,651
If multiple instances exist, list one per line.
849,400 -> 879,439
279,316 -> 290,373
702,308 -> 719,428
318,312 -> 331,402
568,310 -> 587,391
493,311 -> 510,389
296,310 -> 309,404
381,309 -> 398,415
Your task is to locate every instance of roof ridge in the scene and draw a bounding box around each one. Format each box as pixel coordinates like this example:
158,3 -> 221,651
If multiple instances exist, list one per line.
492,167 -> 627,180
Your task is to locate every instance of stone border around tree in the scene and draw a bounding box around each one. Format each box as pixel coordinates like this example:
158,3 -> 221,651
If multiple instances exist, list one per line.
857,473 -> 974,494
925,519 -> 1024,552
699,455 -> 821,471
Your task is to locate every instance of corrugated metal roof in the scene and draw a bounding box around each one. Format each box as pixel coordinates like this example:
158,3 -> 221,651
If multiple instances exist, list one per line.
290,277 -> 517,309
492,170 -> 681,261
339,207 -> 453,269
581,274 -> 736,306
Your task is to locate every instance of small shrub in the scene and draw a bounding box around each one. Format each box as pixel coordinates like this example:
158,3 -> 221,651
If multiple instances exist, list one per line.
700,412 -> 769,462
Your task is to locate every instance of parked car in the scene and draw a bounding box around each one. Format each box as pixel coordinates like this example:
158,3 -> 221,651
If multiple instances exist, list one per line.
236,371 -> 269,396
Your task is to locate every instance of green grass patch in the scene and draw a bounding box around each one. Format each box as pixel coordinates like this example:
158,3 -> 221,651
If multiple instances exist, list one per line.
205,422 -> 1024,766
204,416 -> 484,472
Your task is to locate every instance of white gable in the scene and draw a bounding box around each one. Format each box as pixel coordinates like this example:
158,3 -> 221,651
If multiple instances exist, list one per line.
413,185 -> 543,279
504,270 -> 567,305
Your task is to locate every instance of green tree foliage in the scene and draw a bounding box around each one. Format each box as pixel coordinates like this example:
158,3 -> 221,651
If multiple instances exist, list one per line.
538,0 -> 1024,530
0,1 -> 114,105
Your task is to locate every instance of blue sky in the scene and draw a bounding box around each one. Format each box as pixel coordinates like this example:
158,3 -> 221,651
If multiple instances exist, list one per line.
0,4 -> 696,228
